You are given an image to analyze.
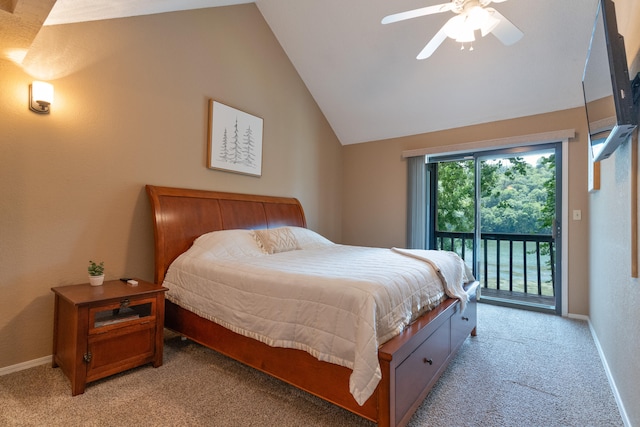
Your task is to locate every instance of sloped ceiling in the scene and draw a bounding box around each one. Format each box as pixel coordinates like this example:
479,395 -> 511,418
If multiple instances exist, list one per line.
5,0 -> 601,145
43,0 -> 250,25
254,0 -> 597,145
0,0 -> 55,62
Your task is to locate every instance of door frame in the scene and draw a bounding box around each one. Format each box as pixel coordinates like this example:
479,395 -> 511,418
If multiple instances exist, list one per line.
427,142 -> 566,315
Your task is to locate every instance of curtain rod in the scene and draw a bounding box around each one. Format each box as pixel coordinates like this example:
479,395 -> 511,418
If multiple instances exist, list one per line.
401,129 -> 576,159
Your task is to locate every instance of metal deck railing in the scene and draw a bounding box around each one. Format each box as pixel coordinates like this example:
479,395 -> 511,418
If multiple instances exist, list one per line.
435,231 -> 555,303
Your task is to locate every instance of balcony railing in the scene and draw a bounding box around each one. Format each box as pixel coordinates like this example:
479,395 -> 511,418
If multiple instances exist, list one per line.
435,231 -> 555,305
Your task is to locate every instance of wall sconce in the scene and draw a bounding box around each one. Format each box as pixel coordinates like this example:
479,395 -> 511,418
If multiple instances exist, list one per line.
29,81 -> 54,114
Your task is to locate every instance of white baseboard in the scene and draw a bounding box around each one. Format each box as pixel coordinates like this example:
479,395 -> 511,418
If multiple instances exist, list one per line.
566,312 -> 588,321
0,355 -> 50,377
585,318 -> 631,427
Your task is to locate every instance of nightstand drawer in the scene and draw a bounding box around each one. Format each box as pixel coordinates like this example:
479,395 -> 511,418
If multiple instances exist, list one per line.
89,297 -> 157,334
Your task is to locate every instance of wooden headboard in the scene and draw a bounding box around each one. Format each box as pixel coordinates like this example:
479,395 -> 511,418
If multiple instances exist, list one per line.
146,185 -> 307,284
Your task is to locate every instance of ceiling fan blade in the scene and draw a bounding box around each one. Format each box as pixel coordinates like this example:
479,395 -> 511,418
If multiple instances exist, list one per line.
382,3 -> 454,25
488,9 -> 523,45
417,26 -> 448,60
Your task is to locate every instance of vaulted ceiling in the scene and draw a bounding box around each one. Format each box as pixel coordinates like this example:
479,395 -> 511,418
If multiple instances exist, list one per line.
3,0 -> 602,145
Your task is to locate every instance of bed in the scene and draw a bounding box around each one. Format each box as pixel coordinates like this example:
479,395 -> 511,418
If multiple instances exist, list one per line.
146,185 -> 479,427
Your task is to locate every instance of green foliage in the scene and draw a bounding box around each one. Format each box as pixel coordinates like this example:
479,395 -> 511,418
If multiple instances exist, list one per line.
539,154 -> 556,229
437,154 -> 555,235
436,154 -> 557,288
88,260 -> 104,276
436,160 -> 475,232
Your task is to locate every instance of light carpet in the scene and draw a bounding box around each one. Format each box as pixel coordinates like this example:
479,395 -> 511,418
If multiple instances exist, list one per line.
0,304 -> 623,426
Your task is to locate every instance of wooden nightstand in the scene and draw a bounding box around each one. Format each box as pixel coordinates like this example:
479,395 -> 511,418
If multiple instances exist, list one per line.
51,279 -> 167,395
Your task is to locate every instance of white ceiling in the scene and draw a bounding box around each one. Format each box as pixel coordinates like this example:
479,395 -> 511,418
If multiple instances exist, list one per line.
43,0 -> 252,25
44,0 -> 599,145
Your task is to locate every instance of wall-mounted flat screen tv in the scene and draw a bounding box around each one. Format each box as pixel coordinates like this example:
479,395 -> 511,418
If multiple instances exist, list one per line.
582,0 -> 636,162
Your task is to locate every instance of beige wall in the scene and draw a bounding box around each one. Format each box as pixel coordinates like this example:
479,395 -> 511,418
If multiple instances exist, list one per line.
588,0 -> 640,424
343,108 -> 591,315
0,4 -> 343,369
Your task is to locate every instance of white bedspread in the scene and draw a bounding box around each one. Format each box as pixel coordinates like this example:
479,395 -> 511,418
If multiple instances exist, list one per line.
163,228 -> 471,405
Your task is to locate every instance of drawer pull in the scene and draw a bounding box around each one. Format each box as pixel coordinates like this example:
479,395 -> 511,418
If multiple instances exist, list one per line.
120,299 -> 130,309
461,316 -> 469,321
423,358 -> 433,365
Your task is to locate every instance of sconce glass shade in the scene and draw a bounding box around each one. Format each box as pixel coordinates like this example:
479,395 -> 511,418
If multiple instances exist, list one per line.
30,81 -> 54,114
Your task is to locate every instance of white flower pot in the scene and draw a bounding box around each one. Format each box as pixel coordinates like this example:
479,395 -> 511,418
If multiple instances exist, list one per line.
89,275 -> 105,286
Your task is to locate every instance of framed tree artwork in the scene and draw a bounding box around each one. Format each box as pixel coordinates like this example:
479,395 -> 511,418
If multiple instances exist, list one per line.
207,100 -> 263,176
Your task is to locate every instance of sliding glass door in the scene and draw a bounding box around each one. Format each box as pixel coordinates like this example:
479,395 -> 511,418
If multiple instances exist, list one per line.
427,144 -> 562,313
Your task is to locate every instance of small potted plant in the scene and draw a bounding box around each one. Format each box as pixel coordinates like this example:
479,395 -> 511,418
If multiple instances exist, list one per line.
88,260 -> 105,286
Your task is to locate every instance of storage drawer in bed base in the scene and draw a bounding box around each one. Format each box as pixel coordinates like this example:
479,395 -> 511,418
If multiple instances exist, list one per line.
378,281 -> 479,427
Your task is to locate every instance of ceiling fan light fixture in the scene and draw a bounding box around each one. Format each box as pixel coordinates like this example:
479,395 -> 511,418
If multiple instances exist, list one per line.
382,0 -> 522,59
466,5 -> 489,30
443,15 -> 465,39
480,9 -> 500,37
456,28 -> 475,43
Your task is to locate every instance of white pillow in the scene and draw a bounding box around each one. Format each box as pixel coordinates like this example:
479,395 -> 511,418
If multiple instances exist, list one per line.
252,227 -> 299,254
192,229 -> 266,258
285,226 -> 335,249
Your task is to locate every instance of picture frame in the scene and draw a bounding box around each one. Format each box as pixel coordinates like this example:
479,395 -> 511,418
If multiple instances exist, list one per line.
207,100 -> 263,176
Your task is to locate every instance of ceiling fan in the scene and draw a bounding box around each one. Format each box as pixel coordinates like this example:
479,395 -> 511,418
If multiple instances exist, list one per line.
382,0 -> 523,59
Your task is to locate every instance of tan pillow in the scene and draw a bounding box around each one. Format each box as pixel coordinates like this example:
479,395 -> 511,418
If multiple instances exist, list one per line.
252,227 -> 299,254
